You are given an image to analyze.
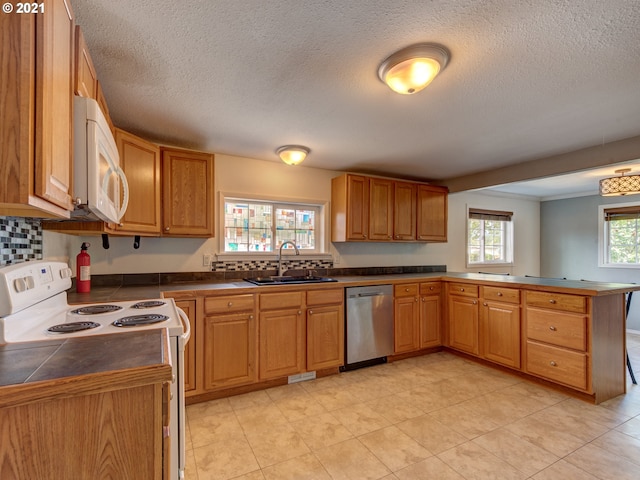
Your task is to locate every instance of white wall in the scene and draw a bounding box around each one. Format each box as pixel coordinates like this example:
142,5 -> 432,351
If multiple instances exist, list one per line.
44,154 -> 541,275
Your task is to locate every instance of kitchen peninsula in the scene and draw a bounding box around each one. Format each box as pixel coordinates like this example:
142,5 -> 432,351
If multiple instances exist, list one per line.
67,272 -> 640,405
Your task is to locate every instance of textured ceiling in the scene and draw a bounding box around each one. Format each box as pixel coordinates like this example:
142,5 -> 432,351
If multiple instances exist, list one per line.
70,0 -> 640,186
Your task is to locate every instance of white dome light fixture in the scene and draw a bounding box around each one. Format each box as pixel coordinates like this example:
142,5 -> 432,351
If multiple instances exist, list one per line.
277,145 -> 310,166
377,43 -> 450,95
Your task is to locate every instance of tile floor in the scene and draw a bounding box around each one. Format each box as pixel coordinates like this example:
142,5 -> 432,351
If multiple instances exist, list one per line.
184,332 -> 640,479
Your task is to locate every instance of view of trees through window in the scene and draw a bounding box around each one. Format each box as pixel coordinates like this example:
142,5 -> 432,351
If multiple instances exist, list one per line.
224,200 -> 317,252
606,209 -> 640,264
467,208 -> 513,265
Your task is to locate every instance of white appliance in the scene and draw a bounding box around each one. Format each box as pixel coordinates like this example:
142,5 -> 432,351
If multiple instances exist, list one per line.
72,96 -> 129,224
0,261 -> 189,479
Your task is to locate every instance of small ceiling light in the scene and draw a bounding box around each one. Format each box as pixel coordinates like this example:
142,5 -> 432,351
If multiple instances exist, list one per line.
599,168 -> 640,196
377,43 -> 450,95
277,145 -> 309,166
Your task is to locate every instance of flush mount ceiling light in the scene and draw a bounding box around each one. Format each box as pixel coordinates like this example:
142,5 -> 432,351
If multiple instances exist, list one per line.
277,145 -> 310,166
377,43 -> 450,95
599,168 -> 640,196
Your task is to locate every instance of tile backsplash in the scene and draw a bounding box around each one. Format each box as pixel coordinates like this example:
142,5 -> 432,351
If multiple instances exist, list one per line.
0,216 -> 43,266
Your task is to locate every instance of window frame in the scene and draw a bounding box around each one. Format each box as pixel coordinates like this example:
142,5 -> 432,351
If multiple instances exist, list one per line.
465,207 -> 514,267
218,192 -> 329,257
598,201 -> 640,269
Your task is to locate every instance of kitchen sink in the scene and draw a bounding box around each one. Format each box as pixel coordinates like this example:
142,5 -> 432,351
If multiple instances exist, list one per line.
243,275 -> 338,285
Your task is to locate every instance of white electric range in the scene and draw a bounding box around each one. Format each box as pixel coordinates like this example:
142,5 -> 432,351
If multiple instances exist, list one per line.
0,260 -> 190,479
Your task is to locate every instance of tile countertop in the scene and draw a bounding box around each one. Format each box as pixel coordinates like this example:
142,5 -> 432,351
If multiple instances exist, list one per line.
65,272 -> 640,304
0,329 -> 172,408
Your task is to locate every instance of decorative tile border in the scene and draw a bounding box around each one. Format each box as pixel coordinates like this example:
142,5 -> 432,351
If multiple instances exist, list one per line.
0,216 -> 43,266
212,259 -> 333,272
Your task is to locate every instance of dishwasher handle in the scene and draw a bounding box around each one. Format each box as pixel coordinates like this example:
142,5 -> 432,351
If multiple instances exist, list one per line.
349,291 -> 388,298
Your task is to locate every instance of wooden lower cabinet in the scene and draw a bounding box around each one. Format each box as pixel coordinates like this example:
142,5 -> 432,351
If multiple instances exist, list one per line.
259,309 -> 305,380
420,282 -> 442,348
394,284 -> 420,353
448,291 -> 479,355
306,289 -> 344,370
481,300 -> 521,368
175,299 -> 197,393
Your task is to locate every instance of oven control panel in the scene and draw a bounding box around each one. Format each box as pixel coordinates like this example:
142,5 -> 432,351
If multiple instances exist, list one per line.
0,261 -> 72,316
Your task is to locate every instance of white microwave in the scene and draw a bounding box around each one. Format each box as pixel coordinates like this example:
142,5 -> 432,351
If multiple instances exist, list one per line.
71,96 -> 129,224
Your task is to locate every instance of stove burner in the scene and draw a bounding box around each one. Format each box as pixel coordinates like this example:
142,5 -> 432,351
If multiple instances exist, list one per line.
47,321 -> 101,334
70,305 -> 123,315
131,300 -> 166,309
112,314 -> 169,327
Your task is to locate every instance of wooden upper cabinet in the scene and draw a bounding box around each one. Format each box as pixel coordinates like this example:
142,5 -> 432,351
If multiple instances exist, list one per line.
394,181 -> 417,240
161,147 -> 215,237
114,129 -> 161,235
369,178 -> 394,241
95,80 -> 115,135
417,185 -> 448,242
74,25 -> 97,99
0,0 -> 75,218
331,174 -> 369,241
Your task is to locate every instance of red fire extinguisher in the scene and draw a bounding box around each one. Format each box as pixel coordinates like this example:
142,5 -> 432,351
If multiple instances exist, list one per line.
76,242 -> 91,293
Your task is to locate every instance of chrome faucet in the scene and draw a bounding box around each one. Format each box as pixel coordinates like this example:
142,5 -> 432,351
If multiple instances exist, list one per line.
277,241 -> 300,276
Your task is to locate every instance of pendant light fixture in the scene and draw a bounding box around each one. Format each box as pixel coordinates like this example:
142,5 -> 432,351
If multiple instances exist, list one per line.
277,145 -> 309,166
599,168 -> 640,196
377,43 -> 450,95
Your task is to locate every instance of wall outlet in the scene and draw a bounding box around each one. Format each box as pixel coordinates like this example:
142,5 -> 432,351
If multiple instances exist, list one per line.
202,254 -> 214,266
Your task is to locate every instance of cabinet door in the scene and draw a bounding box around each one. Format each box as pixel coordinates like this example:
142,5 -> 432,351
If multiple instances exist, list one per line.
175,300 -> 197,393
74,26 -> 97,99
481,301 -> 521,368
161,147 -> 215,237
448,295 -> 479,355
307,305 -> 344,370
369,178 -> 393,241
204,313 -> 256,389
416,185 -> 448,242
394,295 -> 420,353
345,174 -> 369,241
420,295 -> 441,348
394,181 -> 416,240
114,129 -> 161,234
34,0 -> 74,211
259,309 -> 305,380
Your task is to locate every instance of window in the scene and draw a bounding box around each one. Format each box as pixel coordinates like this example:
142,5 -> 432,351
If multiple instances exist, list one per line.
467,208 -> 513,265
600,203 -> 640,267
223,197 -> 323,253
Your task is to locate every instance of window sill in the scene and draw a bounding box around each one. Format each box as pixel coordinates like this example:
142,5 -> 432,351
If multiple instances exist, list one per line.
216,252 -> 332,262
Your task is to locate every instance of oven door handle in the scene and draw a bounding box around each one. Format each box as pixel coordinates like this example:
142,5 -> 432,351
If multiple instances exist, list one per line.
177,307 -> 191,346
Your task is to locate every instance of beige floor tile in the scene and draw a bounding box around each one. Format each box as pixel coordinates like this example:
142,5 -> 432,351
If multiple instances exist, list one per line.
395,381 -> 467,412
188,411 -> 246,449
308,386 -> 361,411
299,374 -> 342,393
234,403 -> 289,434
590,429 -> 640,467
528,402 -> 612,443
427,402 -> 502,440
395,456 -> 465,480
499,380 -> 568,407
231,471 -> 265,480
550,397 -> 631,429
437,442 -> 526,480
564,442 -> 640,480
504,414 -> 587,457
290,411 -> 354,450
397,414 -> 466,454
265,382 -> 305,401
365,393 -> 425,424
228,390 -> 273,410
184,449 -> 198,480
261,453 -> 331,480
331,402 -> 392,436
600,385 -> 640,418
379,475 -> 399,480
615,416 -> 640,440
531,459 -> 599,480
359,425 -> 432,472
273,391 -> 327,422
315,438 -> 391,480
472,428 -> 560,477
193,437 -> 259,480
245,422 -> 311,468
185,418 -> 193,451
186,397 -> 233,419
342,377 -> 396,402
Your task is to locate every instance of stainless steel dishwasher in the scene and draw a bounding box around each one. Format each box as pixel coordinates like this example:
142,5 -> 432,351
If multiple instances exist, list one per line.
343,284 -> 394,370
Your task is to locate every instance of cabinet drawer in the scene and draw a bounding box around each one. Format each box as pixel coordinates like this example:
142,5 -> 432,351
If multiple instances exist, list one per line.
482,286 -> 520,304
259,291 -> 305,310
526,291 -> 587,314
526,341 -> 588,390
395,283 -> 418,297
448,283 -> 478,298
420,282 -> 442,295
526,308 -> 587,351
205,294 -> 255,314
307,288 -> 344,307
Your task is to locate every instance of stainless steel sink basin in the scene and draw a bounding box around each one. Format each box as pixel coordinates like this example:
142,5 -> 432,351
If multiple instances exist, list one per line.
244,275 -> 338,285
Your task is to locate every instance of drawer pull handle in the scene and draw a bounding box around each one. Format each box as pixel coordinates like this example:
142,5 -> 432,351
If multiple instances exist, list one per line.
405,288 -> 410,292
249,315 -> 254,320
472,300 -> 477,305
309,310 -> 313,315
298,310 -> 302,315
549,299 -> 556,304
415,297 -> 419,302
483,302 -> 488,306
228,302 -> 233,307
422,297 -> 426,302
430,286 -> 434,290
460,288 -> 465,292
550,361 -> 557,367
549,325 -> 557,331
